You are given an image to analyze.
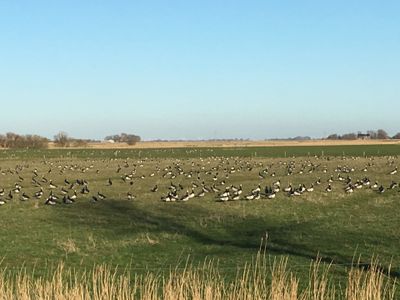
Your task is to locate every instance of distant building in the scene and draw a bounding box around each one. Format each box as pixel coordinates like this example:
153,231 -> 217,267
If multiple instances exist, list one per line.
357,133 -> 371,140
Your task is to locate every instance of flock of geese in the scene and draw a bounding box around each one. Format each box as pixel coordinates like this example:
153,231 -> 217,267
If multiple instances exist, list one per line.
160,165 -> 399,202
0,155 -> 398,206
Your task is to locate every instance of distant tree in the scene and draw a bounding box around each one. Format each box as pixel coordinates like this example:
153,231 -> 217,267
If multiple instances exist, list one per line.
327,134 -> 339,140
341,133 -> 357,140
0,134 -> 5,148
54,131 -> 71,147
392,132 -> 400,139
367,130 -> 378,139
104,133 -> 141,145
376,129 -> 389,139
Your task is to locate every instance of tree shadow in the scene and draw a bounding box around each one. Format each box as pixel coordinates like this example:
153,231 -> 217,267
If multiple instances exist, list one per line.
52,199 -> 400,280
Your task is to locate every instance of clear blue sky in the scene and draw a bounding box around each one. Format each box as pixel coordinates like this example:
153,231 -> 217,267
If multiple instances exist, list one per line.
0,1 -> 399,140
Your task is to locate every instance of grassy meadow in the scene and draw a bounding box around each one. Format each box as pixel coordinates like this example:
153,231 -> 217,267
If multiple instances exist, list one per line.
0,144 -> 399,298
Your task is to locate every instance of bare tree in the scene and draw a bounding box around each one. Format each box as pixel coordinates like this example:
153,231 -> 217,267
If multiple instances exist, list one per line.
392,133 -> 400,139
54,132 -> 71,147
377,129 -> 389,139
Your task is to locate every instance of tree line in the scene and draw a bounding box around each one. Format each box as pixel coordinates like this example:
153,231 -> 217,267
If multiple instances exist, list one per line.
0,133 -> 49,149
0,132 -> 142,149
326,129 -> 400,140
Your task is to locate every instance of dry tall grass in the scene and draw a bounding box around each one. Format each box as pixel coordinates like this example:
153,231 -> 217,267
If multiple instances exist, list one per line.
0,249 -> 396,299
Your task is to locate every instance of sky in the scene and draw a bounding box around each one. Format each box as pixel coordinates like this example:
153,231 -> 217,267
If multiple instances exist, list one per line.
0,1 -> 399,140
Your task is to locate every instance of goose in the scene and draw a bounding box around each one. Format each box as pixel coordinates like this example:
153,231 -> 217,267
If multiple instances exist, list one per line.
97,192 -> 106,200
49,181 -> 57,189
63,195 -> 74,204
218,195 -> 229,202
231,193 -> 241,201
202,185 -> 211,193
272,180 -> 281,187
315,178 -> 321,185
70,191 -> 77,200
64,179 -> 70,185
61,187 -> 69,195
0,199 -> 5,205
344,185 -> 354,193
196,190 -> 205,197
251,185 -> 261,194
188,189 -> 195,199
45,197 -> 57,205
389,181 -> 398,189
378,185 -> 385,193
289,188 -> 301,197
389,167 -> 398,175
235,185 -> 243,195
127,192 -> 135,200
371,182 -> 379,189
151,185 -> 158,192
231,185 -> 240,192
21,193 -> 30,201
0,188 -> 4,196
107,178 -> 113,186
325,184 -> 332,192
363,178 -> 371,186
91,196 -> 98,203
354,181 -> 363,189
306,184 -> 314,192
245,193 -> 256,200
180,192 -> 190,202
161,194 -> 172,202
283,184 -> 292,193
211,185 -> 220,193
169,182 -> 177,191
219,188 -> 230,198
81,186 -> 90,194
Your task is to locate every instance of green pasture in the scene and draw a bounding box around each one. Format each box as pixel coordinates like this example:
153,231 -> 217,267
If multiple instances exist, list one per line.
0,146 -> 399,293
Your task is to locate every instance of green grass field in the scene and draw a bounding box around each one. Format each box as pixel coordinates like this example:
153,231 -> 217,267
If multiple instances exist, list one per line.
0,145 -> 399,297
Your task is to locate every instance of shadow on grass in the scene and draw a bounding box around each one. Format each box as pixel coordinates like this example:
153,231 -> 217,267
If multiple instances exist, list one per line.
53,199 -> 400,279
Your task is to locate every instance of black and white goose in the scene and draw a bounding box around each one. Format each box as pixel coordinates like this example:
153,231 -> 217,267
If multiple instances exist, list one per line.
251,185 -> 261,194
306,184 -> 314,192
70,191 -> 77,201
283,184 -> 292,193
63,195 -> 74,204
344,185 -> 354,193
49,180 -> 58,189
20,193 -> 30,201
389,167 -> 398,175
325,184 -> 332,192
245,192 -> 257,200
34,188 -> 44,199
